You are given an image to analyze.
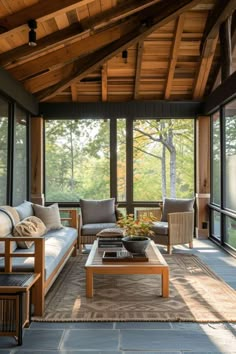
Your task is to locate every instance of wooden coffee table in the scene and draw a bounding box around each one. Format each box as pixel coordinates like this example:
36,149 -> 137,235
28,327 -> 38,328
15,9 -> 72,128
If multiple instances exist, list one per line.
85,240 -> 169,298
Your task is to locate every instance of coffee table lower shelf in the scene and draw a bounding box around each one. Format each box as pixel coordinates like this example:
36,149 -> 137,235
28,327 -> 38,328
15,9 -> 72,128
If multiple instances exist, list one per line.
85,240 -> 169,298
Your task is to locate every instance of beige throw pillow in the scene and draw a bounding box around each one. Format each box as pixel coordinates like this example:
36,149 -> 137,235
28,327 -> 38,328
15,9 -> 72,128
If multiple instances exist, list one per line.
96,228 -> 124,238
32,203 -> 62,230
13,216 -> 47,249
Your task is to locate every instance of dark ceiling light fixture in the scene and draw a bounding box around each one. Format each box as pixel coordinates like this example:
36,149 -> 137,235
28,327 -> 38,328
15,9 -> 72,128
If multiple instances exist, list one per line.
122,49 -> 128,64
28,19 -> 37,47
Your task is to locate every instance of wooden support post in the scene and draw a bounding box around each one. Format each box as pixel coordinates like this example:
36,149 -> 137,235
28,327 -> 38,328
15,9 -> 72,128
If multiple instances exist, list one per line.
220,17 -> 232,82
31,117 -> 44,205
195,116 -> 210,239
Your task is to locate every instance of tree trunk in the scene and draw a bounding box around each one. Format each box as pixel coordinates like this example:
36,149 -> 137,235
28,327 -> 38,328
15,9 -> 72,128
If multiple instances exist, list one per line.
167,121 -> 176,198
161,145 -> 166,198
170,149 -> 176,197
69,122 -> 74,191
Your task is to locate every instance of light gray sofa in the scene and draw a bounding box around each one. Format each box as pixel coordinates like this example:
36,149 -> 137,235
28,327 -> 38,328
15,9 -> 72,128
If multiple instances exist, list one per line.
0,201 -> 78,316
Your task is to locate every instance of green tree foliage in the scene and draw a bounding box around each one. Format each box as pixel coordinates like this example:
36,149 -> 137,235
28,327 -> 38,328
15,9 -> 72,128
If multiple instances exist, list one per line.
133,119 -> 194,200
45,119 -> 110,201
45,118 -> 194,202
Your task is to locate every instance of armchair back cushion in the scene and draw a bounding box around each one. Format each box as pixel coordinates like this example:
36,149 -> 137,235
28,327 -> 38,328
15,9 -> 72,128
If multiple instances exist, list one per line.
80,198 -> 116,224
161,198 -> 194,222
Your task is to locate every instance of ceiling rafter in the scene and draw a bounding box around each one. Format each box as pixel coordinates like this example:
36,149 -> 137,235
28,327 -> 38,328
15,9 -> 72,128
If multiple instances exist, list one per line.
193,0 -> 236,99
0,0 -> 94,35
0,0 -> 160,68
134,41 -> 144,100
164,14 -> 185,99
35,0 -> 202,101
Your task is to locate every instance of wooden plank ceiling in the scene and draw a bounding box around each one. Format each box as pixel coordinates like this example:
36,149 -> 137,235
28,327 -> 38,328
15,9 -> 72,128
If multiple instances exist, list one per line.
0,0 -> 235,103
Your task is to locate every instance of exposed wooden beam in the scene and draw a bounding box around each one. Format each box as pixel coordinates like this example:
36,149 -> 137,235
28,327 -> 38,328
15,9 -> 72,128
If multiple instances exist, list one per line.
0,0 -> 160,68
9,26 -> 122,80
0,67 -> 38,114
193,0 -> 236,99
192,36 -> 218,99
134,42 -> 144,100
101,64 -> 108,102
204,70 -> 236,114
164,14 -> 185,99
35,0 -> 202,101
219,16 -> 232,81
0,0 -> 94,35
200,0 -> 236,56
209,11 -> 236,93
0,23 -> 83,68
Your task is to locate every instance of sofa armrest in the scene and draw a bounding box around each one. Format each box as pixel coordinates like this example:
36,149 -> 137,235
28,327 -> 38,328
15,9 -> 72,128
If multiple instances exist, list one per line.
0,236 -> 45,274
168,211 -> 194,244
60,209 -> 78,229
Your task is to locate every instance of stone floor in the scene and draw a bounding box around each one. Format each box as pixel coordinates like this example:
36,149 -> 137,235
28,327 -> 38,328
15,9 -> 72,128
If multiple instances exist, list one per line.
0,239 -> 236,353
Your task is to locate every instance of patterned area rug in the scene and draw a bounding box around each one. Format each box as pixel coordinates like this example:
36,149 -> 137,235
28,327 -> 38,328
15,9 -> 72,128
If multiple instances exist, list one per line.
33,254 -> 236,322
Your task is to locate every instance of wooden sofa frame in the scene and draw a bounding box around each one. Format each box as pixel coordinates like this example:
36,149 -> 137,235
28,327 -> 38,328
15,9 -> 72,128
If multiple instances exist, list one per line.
0,209 -> 78,316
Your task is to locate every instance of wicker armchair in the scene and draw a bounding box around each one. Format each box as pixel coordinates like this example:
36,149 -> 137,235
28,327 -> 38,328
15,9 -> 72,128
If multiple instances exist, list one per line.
136,198 -> 194,254
78,198 -> 122,251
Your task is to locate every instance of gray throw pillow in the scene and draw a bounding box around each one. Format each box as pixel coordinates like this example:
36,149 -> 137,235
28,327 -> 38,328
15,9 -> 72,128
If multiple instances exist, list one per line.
33,203 -> 62,230
15,201 -> 34,221
80,198 -> 116,224
161,198 -> 194,222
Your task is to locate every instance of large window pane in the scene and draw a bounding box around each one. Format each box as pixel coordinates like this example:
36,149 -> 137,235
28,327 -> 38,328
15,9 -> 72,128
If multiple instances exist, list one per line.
225,216 -> 236,250
212,111 -> 221,205
211,210 -> 221,241
12,107 -> 28,205
0,98 -> 8,204
225,100 -> 236,211
133,119 -> 194,201
45,119 -> 110,202
117,119 -> 126,201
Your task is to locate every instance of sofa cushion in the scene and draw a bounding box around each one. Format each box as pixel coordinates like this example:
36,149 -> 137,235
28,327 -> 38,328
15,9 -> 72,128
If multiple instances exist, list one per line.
0,227 -> 78,280
161,198 -> 195,222
80,198 -> 116,224
151,221 -> 169,235
13,216 -> 47,249
15,201 -> 34,220
33,203 -> 62,230
82,223 -> 118,236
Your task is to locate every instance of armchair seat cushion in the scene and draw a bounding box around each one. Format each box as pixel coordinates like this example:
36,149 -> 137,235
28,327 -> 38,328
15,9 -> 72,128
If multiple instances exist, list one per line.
151,221 -> 169,236
81,223 -> 118,236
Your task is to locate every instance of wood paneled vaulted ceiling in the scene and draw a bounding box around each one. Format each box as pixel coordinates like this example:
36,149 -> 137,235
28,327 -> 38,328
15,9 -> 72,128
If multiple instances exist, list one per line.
0,0 -> 235,103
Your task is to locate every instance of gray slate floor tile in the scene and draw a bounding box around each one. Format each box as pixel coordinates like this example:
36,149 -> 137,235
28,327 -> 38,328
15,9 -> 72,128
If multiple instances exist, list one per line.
19,329 -> 63,350
120,329 -> 236,352
61,329 -> 119,350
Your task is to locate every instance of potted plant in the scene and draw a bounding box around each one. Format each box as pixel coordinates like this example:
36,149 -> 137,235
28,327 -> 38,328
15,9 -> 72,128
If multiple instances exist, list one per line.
116,213 -> 156,254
